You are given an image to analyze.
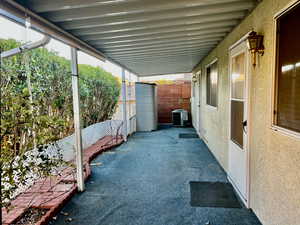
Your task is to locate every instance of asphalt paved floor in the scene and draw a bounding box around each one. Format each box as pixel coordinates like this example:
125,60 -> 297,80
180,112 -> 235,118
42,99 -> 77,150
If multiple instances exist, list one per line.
53,126 -> 262,225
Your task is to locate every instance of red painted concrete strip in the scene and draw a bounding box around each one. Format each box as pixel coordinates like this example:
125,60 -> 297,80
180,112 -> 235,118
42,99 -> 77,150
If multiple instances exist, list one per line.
2,207 -> 26,225
2,136 -> 124,225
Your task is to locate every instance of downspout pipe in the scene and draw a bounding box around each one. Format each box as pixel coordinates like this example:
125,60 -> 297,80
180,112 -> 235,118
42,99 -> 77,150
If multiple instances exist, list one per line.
1,35 -> 51,59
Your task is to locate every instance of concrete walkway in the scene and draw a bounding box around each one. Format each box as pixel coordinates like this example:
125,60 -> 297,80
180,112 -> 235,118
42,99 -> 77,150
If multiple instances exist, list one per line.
52,127 -> 261,225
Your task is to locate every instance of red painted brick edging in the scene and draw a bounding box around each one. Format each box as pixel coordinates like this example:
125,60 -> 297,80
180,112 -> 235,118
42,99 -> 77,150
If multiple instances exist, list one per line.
2,135 -> 124,225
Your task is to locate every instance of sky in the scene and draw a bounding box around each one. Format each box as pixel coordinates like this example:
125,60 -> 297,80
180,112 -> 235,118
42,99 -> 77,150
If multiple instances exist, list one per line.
0,16 -> 189,81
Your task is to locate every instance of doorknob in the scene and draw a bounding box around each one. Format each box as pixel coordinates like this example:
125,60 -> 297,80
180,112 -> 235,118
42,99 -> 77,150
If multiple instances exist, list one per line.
242,120 -> 247,133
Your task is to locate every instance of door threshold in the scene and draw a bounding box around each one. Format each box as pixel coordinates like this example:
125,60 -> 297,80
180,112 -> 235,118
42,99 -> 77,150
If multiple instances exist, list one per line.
227,175 -> 249,208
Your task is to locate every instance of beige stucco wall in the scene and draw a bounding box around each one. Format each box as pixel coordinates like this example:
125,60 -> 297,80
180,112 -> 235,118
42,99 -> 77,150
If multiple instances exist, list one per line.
192,0 -> 300,225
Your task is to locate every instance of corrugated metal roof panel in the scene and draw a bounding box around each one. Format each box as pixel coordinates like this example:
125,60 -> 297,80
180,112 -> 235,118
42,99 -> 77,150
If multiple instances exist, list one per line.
8,0 -> 258,76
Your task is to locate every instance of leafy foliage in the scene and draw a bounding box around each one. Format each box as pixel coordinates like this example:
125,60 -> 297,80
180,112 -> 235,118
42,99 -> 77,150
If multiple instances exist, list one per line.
0,39 -> 120,207
78,64 -> 120,127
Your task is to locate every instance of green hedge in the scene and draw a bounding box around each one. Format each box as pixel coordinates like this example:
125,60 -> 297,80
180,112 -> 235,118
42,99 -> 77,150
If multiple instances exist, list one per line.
0,39 -> 120,206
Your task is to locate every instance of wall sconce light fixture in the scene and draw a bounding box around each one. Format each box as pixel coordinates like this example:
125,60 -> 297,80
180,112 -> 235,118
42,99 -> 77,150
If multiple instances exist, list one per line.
192,70 -> 201,83
192,74 -> 198,83
247,31 -> 265,67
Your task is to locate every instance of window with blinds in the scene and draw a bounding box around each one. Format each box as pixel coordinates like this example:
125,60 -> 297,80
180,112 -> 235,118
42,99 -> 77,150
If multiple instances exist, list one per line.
206,61 -> 218,107
275,3 -> 300,133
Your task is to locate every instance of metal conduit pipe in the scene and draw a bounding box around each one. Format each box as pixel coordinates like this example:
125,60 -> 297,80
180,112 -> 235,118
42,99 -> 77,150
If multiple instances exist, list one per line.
1,0 -> 139,75
0,0 -> 106,61
0,35 -> 51,58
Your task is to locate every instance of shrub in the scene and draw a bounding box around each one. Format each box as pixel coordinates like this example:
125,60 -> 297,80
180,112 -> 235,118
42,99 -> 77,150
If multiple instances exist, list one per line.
0,39 -> 120,207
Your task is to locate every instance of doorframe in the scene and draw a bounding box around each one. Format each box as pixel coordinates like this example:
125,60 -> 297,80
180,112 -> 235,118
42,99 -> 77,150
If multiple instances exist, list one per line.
227,32 -> 252,208
196,69 -> 202,134
191,76 -> 197,128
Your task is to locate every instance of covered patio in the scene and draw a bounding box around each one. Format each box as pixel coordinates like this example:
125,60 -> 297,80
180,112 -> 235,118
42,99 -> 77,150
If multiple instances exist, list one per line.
1,0 -> 257,75
0,0 -> 265,224
0,0 -> 258,191
52,126 -> 261,225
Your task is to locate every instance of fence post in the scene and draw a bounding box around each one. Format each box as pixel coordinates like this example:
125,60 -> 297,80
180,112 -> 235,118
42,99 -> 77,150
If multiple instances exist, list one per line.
122,68 -> 128,142
70,47 -> 85,192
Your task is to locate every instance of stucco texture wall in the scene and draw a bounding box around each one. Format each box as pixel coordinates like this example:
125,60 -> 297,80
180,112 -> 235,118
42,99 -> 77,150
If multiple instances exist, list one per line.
192,0 -> 300,225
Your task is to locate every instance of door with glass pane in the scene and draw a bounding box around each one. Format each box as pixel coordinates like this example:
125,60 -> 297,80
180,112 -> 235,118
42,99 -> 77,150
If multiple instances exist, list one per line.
228,40 -> 249,204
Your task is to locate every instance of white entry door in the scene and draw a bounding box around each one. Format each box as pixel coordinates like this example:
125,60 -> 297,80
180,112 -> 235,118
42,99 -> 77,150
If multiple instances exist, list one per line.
228,40 -> 250,205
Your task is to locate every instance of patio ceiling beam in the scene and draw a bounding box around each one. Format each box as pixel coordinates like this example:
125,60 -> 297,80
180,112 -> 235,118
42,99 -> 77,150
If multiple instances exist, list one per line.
89,32 -> 226,46
95,37 -> 223,50
24,0 -> 139,13
139,72 -> 192,77
40,0 -> 254,22
139,71 -> 193,77
103,43 -> 216,55
82,27 -> 231,42
72,19 -> 239,36
112,52 -> 208,61
28,0 -> 250,13
130,67 -> 197,75
118,54 -> 204,61
116,58 -> 206,65
128,63 -> 198,68
120,59 -> 204,70
109,48 -> 208,59
100,40 -> 219,53
106,47 -> 211,58
133,68 -> 195,74
109,52 -> 210,61
60,11 -> 245,30
118,64 -> 201,72
75,20 -> 238,39
125,67 -> 197,73
103,44 -> 214,56
118,58 -> 205,65
125,59 -> 197,68
116,59 -> 205,66
112,59 -> 203,66
113,57 -> 205,65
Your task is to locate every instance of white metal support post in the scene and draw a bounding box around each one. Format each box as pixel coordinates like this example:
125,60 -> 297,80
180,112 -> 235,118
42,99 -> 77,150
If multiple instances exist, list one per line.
70,47 -> 85,192
128,72 -> 132,134
122,68 -> 128,142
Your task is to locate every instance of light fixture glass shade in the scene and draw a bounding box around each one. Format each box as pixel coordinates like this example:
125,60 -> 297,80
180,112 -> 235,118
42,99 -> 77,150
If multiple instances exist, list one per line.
247,31 -> 259,50
247,31 -> 264,51
247,31 -> 264,67
192,74 -> 197,82
257,35 -> 264,51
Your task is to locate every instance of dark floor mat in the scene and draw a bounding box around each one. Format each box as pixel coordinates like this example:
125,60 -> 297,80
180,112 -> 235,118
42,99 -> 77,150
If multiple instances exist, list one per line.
158,124 -> 173,130
190,181 -> 242,208
179,133 -> 198,138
